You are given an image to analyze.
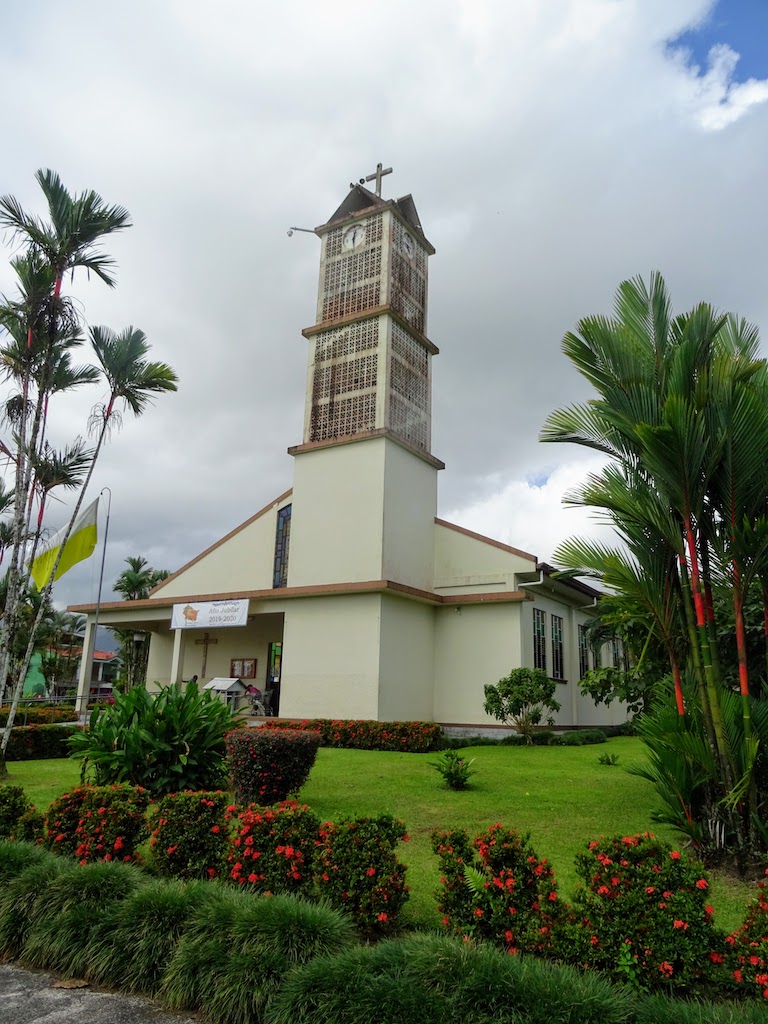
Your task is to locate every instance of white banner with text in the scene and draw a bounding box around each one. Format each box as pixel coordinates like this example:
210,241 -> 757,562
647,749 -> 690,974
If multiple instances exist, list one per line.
171,599 -> 249,630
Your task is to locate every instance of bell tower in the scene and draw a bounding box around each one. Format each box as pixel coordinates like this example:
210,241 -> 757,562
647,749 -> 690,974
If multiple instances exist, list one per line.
297,170 -> 438,457
287,167 -> 443,592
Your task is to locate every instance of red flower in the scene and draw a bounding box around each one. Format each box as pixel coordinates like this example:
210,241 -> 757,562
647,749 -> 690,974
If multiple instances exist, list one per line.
673,920 -> 688,930
366,867 -> 376,876
669,850 -> 681,860
695,878 -> 708,889
659,962 -> 673,977
377,912 -> 388,922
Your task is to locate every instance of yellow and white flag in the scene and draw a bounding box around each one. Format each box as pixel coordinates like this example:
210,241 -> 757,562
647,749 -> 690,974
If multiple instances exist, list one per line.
29,498 -> 99,590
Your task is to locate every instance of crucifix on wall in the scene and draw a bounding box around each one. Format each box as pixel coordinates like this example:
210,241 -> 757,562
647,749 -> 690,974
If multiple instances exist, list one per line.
194,632 -> 218,677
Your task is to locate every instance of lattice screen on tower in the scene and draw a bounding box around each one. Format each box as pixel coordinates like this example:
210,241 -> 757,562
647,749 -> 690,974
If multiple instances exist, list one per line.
321,215 -> 384,323
390,219 -> 427,335
310,320 -> 380,442
388,322 -> 429,451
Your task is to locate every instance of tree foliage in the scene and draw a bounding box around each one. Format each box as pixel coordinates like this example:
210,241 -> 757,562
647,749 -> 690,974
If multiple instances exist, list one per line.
542,272 -> 768,861
484,668 -> 561,744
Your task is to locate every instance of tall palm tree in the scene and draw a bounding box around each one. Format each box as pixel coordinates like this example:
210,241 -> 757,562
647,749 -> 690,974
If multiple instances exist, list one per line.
0,325 -> 178,758
0,171 -> 131,726
541,272 -> 768,858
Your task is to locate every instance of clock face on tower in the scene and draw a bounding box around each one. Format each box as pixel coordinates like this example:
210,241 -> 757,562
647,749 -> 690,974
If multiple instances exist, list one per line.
342,224 -> 366,250
402,232 -> 415,259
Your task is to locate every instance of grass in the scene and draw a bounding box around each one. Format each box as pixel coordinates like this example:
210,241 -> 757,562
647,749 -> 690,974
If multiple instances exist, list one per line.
3,738 -> 758,933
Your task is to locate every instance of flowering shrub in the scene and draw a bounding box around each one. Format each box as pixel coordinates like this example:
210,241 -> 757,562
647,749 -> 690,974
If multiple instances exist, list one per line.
226,728 -> 320,804
43,785 -> 150,865
5,724 -> 79,760
228,800 -> 319,895
315,815 -> 409,935
569,832 -> 727,992
0,705 -> 74,726
260,718 -> 443,753
432,823 -> 562,955
149,790 -> 230,880
725,868 -> 768,999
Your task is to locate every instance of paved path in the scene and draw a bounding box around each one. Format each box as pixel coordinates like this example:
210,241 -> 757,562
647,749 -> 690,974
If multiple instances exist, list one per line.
0,964 -> 199,1023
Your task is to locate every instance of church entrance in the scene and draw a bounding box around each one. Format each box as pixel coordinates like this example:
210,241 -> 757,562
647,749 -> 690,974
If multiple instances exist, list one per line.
266,641 -> 282,716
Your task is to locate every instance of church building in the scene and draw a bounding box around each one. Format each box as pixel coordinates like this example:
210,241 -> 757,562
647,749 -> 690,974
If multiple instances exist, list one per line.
72,170 -> 625,730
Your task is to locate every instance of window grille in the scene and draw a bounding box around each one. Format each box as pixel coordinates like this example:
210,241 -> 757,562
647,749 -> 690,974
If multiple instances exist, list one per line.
612,637 -> 622,669
551,615 -> 564,680
533,608 -> 547,673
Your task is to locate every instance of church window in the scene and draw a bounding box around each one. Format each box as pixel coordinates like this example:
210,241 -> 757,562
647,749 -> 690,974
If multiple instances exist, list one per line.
273,505 -> 292,588
578,625 -> 591,679
533,608 -> 547,672
551,615 -> 564,680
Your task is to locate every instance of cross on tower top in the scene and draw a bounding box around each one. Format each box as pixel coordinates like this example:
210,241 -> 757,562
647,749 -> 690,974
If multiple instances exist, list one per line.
358,162 -> 393,197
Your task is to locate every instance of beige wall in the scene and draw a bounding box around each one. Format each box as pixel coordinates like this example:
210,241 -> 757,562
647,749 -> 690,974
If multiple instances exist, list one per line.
289,442 -> 386,586
433,602 -> 523,724
151,494 -> 291,600
289,437 -> 437,590
434,522 -> 535,595
279,594 -> 382,719
381,442 -> 437,591
377,594 -> 435,720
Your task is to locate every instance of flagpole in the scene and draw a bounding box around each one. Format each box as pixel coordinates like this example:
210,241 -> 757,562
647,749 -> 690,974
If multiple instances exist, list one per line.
82,488 -> 111,716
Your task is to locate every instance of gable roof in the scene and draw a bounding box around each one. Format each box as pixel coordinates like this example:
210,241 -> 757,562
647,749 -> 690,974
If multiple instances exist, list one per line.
320,185 -> 434,252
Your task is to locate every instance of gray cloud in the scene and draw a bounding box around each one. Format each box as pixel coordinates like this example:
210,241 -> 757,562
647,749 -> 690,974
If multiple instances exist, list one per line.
1,0 -> 767,615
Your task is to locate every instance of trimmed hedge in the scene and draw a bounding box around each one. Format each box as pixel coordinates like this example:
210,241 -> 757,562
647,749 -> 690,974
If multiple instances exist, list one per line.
43,784 -> 150,863
226,728 -> 320,804
260,718 -> 443,753
4,723 -> 80,760
0,705 -> 75,726
149,790 -> 231,880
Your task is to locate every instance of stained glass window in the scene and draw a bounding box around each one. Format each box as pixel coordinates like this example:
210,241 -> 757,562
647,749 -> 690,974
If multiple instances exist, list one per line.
533,608 -> 547,673
273,505 -> 292,588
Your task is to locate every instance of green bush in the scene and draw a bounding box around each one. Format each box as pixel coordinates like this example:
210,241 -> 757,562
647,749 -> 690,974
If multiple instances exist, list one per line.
483,668 -> 561,744
85,878 -> 215,994
553,729 -> 608,746
161,884 -> 355,1024
315,815 -> 409,935
149,790 -> 231,880
0,784 -> 29,837
0,845 -> 70,956
68,682 -> 236,795
268,931 -> 633,1024
43,784 -> 149,863
20,859 -> 143,975
228,800 -> 319,896
259,718 -> 443,752
226,728 -> 320,804
724,868 -> 768,999
4,723 -> 79,759
430,750 -> 476,789
567,832 -> 727,993
432,823 -> 562,955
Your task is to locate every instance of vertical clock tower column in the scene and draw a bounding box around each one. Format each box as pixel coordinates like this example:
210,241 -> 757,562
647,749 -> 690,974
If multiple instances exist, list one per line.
286,174 -> 444,592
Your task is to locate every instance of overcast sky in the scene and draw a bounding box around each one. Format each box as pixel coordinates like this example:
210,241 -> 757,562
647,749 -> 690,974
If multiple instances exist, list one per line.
1,0 -> 767,616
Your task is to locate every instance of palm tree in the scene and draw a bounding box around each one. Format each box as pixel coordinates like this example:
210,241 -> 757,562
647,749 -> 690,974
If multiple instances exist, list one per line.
0,171 -> 131,726
541,272 -> 768,859
113,556 -> 170,688
0,325 -> 178,757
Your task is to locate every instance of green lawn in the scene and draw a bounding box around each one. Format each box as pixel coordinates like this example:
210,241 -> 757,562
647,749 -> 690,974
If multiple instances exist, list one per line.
4,737 -> 756,933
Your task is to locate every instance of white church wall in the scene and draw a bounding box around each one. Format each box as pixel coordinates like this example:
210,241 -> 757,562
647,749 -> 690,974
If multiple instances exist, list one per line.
381,442 -> 437,591
145,629 -> 175,688
279,594 -> 382,719
433,522 -> 536,596
377,595 -> 435,720
152,494 -> 291,600
288,442 -> 386,586
433,602 -> 523,724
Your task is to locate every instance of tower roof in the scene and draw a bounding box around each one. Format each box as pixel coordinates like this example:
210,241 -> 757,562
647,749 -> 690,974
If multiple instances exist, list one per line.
319,184 -> 433,252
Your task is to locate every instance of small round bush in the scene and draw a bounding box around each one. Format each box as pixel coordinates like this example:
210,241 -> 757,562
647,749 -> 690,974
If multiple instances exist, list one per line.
149,791 -> 231,880
226,728 -> 320,804
0,784 -> 29,837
